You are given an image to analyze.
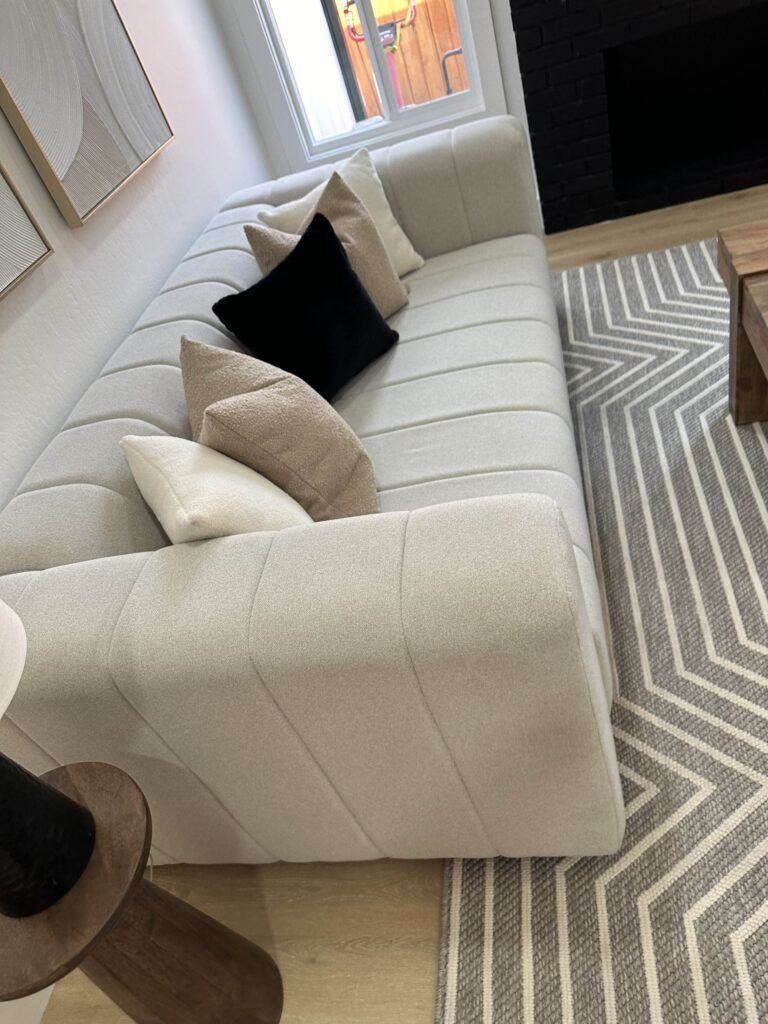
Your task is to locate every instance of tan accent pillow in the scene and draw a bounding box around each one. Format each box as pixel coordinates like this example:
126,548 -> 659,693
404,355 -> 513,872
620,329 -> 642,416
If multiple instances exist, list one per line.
180,338 -> 379,521
260,149 -> 424,276
245,172 -> 408,319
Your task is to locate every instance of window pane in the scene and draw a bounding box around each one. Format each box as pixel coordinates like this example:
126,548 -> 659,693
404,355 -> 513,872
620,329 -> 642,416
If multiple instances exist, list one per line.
339,0 -> 469,112
264,0 -> 382,142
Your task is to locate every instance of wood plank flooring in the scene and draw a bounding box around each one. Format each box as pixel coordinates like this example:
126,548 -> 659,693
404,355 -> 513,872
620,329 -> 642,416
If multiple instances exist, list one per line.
547,182 -> 768,270
42,183 -> 768,1024
43,860 -> 444,1024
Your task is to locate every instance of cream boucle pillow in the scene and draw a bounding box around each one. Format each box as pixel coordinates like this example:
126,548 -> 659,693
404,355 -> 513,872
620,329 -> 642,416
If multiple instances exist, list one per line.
245,172 -> 407,319
120,435 -> 311,544
260,149 -> 424,277
180,338 -> 380,521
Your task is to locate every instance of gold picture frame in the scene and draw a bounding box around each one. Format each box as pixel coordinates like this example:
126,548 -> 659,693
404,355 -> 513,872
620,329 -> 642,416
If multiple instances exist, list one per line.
0,163 -> 52,300
0,1 -> 173,228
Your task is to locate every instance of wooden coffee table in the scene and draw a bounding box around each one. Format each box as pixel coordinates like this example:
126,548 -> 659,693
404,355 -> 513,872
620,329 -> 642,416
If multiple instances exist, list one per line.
718,218 -> 768,424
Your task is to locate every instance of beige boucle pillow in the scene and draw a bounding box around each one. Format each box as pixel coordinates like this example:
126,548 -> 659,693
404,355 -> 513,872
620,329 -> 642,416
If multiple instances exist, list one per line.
180,338 -> 379,521
245,172 -> 408,319
260,149 -> 424,276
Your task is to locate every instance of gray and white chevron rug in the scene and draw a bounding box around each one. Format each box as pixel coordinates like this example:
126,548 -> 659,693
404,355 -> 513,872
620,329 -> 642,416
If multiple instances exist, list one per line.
436,240 -> 768,1024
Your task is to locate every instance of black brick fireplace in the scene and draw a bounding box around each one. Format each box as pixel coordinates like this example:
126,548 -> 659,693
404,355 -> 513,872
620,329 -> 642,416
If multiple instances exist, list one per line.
510,0 -> 768,232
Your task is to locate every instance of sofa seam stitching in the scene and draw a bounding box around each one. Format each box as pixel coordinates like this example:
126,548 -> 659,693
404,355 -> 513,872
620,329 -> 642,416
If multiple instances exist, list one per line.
337,358 -> 563,398
357,406 -> 575,440
160,279 -> 239,297
408,251 -> 540,282
60,415 -> 182,437
399,316 -> 559,344
397,512 -> 499,854
105,553 -> 277,860
99,361 -> 180,380
449,127 -> 473,248
246,535 -> 385,858
406,281 -> 546,310
553,503 -> 623,848
11,481 -> 160,517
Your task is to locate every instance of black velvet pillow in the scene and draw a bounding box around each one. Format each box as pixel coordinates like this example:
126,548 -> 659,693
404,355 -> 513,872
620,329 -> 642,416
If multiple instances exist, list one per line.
212,213 -> 398,401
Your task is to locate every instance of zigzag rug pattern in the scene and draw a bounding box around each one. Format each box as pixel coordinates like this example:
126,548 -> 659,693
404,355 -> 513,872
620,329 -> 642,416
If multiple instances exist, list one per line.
436,240 -> 768,1024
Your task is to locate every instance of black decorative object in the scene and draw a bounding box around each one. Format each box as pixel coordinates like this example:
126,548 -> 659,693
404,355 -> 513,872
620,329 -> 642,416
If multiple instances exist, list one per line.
509,0 -> 768,232
212,213 -> 398,402
0,752 -> 95,918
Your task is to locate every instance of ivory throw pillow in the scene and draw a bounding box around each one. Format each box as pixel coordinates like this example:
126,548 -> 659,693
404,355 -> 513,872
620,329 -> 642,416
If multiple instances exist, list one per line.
120,435 -> 311,544
180,338 -> 380,521
245,173 -> 408,319
260,149 -> 424,277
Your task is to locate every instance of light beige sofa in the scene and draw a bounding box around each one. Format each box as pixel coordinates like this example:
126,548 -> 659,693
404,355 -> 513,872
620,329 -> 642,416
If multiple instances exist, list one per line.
0,116 -> 625,863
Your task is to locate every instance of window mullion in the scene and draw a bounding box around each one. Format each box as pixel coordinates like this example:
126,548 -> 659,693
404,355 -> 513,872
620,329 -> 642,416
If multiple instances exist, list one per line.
354,0 -> 398,124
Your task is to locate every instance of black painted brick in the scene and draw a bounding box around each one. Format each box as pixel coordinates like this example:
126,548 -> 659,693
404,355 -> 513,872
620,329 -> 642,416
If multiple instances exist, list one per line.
550,96 -> 608,125
586,153 -> 613,173
572,24 -> 633,54
525,82 -> 577,111
580,74 -> 606,97
691,0 -> 752,21
549,54 -> 603,84
630,6 -> 690,39
518,40 -> 573,72
510,0 -> 768,230
600,0 -> 658,26
582,114 -> 610,136
521,69 -> 548,93
539,181 -> 565,201
561,134 -> 611,159
565,170 -> 613,195
544,213 -> 569,233
510,2 -> 570,29
516,25 -> 543,50
535,156 -> 587,184
541,8 -> 601,42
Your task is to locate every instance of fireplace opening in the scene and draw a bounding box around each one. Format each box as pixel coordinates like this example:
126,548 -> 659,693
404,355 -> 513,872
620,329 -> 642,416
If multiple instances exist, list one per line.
605,5 -> 768,202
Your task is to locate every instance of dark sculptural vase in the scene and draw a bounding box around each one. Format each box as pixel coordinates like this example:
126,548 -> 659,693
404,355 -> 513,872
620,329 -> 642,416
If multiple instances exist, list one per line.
0,753 -> 95,918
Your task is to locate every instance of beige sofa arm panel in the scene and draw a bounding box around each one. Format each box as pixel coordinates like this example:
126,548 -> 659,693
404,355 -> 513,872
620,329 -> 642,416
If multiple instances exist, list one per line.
374,115 -> 544,257
0,495 -> 623,863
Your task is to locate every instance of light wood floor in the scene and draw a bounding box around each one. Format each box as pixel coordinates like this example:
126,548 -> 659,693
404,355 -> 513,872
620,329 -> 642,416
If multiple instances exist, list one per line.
42,183 -> 768,1024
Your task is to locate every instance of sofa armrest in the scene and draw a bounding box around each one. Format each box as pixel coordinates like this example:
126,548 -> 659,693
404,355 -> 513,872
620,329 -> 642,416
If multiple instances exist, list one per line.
0,495 -> 623,863
373,114 -> 544,258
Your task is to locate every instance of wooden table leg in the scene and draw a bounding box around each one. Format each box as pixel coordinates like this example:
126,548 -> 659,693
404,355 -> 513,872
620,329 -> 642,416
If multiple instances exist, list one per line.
729,281 -> 768,425
80,879 -> 283,1024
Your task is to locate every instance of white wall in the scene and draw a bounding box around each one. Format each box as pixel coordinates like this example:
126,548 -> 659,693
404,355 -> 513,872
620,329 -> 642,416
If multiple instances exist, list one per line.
490,0 -> 529,129
0,0 -> 274,505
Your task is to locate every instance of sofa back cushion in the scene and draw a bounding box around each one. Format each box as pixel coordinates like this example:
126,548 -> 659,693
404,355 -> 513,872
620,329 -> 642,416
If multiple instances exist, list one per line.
0,116 -> 538,576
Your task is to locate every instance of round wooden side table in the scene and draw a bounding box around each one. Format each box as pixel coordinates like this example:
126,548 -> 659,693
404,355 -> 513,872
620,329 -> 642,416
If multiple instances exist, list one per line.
0,761 -> 283,1024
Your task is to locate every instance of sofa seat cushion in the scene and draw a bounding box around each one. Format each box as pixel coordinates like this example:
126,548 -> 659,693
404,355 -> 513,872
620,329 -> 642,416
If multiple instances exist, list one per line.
335,235 -> 590,561
335,234 -> 613,695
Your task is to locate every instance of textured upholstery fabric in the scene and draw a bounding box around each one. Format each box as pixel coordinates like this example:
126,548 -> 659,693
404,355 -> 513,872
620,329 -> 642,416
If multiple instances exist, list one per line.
335,233 -> 612,691
0,116 -> 623,863
0,496 -> 623,863
260,149 -> 424,276
245,172 -> 408,318
223,116 -> 543,259
121,435 -> 312,543
181,339 -> 380,520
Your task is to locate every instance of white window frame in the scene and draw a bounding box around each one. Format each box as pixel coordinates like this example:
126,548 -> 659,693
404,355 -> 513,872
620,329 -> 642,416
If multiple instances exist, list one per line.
223,0 -> 509,174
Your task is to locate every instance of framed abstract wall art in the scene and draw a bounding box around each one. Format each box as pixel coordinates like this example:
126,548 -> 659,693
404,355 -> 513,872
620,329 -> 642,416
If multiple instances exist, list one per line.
0,164 -> 52,299
0,0 -> 173,228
